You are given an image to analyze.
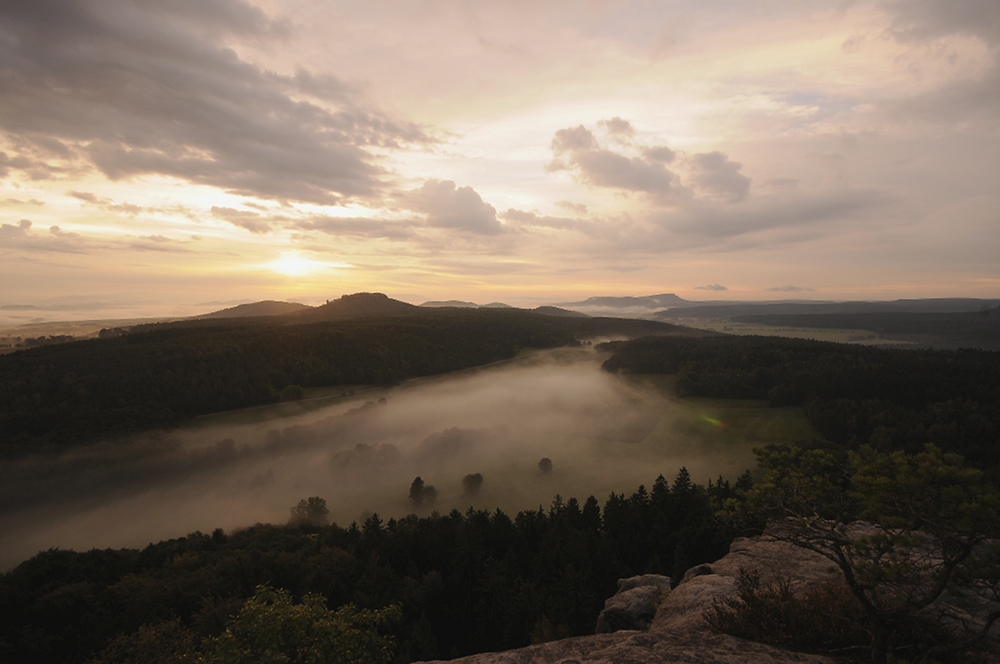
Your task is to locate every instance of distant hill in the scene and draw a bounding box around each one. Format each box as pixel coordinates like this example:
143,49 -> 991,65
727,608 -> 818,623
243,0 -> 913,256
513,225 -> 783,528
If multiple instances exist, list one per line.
420,300 -> 480,308
420,300 -> 514,309
533,306 -> 588,318
295,292 -> 418,321
656,298 -> 1000,320
558,293 -> 688,311
198,300 -> 311,319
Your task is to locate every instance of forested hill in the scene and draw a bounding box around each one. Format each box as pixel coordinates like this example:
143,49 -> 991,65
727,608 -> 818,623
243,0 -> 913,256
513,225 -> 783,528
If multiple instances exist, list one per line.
0,307 -> 696,458
601,335 -> 1000,480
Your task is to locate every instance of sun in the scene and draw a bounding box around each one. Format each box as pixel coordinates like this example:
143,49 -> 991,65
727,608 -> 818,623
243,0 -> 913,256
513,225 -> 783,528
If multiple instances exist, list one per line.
266,253 -> 323,277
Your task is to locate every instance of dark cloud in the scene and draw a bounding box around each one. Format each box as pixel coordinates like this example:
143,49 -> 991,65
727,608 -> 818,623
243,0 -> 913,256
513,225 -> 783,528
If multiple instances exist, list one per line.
402,180 -> 503,235
0,0 -> 430,204
548,125 -> 675,197
687,152 -> 751,202
695,283 -> 727,291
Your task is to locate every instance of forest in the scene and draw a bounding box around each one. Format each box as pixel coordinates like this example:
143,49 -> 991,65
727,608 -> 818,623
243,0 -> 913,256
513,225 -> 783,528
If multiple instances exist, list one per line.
3,323 -> 999,662
600,335 -> 1000,481
0,469 -> 744,664
0,308 -> 685,458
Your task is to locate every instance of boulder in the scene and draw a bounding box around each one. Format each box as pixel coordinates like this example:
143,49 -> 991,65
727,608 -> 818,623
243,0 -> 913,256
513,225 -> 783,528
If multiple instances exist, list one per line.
595,574 -> 671,633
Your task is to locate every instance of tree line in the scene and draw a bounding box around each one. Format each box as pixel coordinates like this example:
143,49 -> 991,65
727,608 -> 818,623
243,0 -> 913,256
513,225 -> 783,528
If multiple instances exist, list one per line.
601,335 -> 1000,481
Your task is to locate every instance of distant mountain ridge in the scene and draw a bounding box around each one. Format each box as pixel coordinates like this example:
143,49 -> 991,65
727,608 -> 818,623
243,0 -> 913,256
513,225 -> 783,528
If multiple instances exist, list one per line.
420,300 -> 514,309
294,292 -> 419,321
198,300 -> 310,319
558,293 -> 689,310
656,298 -> 1000,319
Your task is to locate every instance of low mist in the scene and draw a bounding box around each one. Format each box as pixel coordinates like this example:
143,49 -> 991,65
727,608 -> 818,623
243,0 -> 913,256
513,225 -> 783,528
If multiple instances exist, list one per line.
0,348 -> 762,570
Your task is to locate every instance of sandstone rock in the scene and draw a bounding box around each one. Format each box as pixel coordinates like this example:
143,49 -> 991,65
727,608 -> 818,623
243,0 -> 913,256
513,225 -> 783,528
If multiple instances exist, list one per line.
616,574 -> 672,594
594,574 -> 672,634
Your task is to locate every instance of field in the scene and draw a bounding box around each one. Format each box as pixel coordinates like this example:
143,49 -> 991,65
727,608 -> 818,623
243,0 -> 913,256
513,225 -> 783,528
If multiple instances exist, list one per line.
670,318 -> 914,345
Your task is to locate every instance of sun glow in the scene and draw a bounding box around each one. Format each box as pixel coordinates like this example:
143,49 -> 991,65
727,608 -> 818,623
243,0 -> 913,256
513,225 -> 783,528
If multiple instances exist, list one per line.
264,253 -> 349,277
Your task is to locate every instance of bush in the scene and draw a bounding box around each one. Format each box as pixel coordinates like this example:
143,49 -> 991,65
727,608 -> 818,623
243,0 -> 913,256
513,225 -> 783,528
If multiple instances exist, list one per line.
704,567 -> 963,660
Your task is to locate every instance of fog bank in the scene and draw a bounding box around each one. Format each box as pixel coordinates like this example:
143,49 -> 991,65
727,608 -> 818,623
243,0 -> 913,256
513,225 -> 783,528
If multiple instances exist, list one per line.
0,348 -> 764,570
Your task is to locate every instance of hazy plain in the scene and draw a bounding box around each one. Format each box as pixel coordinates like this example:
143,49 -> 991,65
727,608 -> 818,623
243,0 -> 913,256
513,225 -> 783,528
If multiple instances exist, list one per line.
0,347 -> 819,570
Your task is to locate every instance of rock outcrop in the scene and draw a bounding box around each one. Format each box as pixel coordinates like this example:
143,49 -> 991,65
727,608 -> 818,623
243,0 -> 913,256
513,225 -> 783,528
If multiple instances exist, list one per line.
418,531 -> 999,664
595,574 -> 671,633
417,536 -> 839,664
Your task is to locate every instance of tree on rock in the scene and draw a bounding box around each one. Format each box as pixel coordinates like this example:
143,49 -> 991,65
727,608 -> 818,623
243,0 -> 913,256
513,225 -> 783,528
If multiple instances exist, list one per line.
289,496 -> 329,527
726,443 -> 1000,664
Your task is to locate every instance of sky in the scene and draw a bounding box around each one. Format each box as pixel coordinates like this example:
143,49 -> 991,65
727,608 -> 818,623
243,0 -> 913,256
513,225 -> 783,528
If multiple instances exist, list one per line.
1,0 -> 998,322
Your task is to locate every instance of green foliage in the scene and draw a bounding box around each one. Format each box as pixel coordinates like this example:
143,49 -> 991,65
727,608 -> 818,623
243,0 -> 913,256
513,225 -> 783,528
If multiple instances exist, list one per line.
723,444 -> 1000,663
196,586 -> 398,664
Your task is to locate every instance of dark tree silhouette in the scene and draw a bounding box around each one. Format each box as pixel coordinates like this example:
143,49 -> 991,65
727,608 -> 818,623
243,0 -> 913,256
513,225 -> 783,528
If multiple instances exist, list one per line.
289,496 -> 329,527
409,477 -> 437,507
462,473 -> 484,494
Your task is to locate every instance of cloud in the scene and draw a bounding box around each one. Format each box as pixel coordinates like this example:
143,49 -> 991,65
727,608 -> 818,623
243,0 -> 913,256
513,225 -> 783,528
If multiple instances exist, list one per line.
598,117 -> 636,140
642,146 -> 677,164
501,209 -> 596,235
687,152 -> 751,202
210,206 -> 273,234
554,200 -> 588,215
768,285 -> 813,292
0,219 -> 90,253
294,216 -> 416,241
2,198 -> 45,207
880,0 -> 1000,125
547,125 -> 676,198
402,180 -> 503,235
664,187 -> 892,241
0,219 -> 32,239
695,283 -> 727,291
0,0 -> 430,204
